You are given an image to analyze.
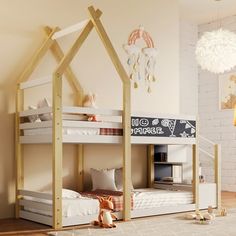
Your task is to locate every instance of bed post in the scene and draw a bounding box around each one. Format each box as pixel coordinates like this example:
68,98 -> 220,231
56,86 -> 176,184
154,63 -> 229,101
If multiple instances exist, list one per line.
192,119 -> 199,212
123,83 -> 131,221
88,5 -> 132,221
51,12 -> 101,227
77,92 -> 85,191
15,85 -> 24,218
52,73 -> 63,229
147,145 -> 154,188
44,26 -> 86,191
214,144 -> 221,210
15,27 -> 57,220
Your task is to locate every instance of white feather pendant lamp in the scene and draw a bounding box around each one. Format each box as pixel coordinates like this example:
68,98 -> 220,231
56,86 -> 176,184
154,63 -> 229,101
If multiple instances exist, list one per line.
196,28 -> 236,74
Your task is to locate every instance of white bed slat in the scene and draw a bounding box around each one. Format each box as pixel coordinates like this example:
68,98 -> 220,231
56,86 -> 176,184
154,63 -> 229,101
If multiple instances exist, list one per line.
62,212 -> 122,226
131,137 -> 196,145
20,210 -> 52,226
20,135 -> 52,144
63,135 -> 122,144
63,120 -> 122,128
20,76 -> 52,89
19,189 -> 52,200
20,134 -> 196,145
52,19 -> 89,40
20,121 -> 122,130
131,204 -> 195,218
20,107 -> 52,117
62,204 -> 195,226
63,106 -> 122,116
19,203 -> 201,227
20,121 -> 52,130
20,135 -> 122,144
19,199 -> 52,212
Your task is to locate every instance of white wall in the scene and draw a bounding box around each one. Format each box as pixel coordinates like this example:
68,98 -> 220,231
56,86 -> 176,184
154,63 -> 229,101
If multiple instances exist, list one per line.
179,20 -> 198,182
0,0 -> 180,218
198,15 -> 236,191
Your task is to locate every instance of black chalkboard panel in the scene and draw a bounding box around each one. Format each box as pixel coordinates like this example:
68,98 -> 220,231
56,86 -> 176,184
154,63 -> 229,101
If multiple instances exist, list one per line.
131,116 -> 196,138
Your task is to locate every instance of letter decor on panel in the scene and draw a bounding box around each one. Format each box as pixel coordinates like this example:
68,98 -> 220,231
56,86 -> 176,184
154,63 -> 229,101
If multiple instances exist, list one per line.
131,117 -> 196,138
123,26 -> 157,93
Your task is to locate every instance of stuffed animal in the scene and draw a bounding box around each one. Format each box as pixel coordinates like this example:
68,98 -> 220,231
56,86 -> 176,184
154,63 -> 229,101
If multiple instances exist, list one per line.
220,207 -> 227,216
93,196 -> 117,228
207,206 -> 213,214
83,92 -> 98,121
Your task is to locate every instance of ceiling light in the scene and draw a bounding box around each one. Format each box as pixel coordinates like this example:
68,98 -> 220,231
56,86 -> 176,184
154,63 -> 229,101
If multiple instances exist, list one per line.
196,28 -> 236,74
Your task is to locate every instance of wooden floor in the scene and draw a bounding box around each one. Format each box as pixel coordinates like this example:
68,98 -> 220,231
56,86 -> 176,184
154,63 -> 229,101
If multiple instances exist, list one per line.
1,191 -> 235,236
221,191 -> 236,208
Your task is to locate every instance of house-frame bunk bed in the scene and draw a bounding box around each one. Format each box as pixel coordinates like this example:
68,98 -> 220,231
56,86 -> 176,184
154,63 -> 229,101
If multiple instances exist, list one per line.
15,6 -> 221,230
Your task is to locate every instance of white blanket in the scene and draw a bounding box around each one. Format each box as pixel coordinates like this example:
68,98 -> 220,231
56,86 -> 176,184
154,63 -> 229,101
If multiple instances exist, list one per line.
133,188 -> 193,209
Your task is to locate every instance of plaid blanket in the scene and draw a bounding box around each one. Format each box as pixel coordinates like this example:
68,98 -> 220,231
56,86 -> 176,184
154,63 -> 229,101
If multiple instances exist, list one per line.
81,189 -> 133,212
100,128 -> 123,136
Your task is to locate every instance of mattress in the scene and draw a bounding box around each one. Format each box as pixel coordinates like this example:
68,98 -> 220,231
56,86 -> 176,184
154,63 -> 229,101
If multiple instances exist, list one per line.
133,188 -> 193,209
24,188 -> 193,218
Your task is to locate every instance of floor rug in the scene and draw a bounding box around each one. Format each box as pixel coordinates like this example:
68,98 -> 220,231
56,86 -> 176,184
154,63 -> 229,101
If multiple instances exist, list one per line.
48,209 -> 236,236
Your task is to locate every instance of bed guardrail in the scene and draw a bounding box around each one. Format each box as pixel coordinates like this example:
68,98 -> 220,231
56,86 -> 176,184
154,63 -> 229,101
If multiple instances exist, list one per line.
19,75 -> 52,90
198,135 -> 221,210
18,189 -> 53,226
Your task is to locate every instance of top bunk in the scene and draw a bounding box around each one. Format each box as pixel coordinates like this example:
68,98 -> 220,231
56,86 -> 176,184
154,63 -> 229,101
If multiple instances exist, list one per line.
15,7 -> 196,146
19,105 -> 196,145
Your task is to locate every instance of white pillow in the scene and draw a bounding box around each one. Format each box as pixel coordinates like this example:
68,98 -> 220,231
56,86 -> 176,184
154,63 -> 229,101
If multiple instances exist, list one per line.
37,98 -> 52,121
28,105 -> 40,123
90,168 -> 117,191
115,168 -> 134,191
62,188 -> 81,199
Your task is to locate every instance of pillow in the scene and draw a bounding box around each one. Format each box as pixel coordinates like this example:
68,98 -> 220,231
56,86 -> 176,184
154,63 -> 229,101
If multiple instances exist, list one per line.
37,98 -> 52,121
28,105 -> 40,123
62,188 -> 81,199
90,168 -> 117,191
115,168 -> 134,191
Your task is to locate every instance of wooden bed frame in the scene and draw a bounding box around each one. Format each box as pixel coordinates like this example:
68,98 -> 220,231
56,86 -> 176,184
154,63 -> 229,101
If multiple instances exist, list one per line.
15,5 -> 221,229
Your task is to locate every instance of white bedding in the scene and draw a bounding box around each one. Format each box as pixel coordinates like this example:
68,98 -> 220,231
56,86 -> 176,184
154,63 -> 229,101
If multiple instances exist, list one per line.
24,127 -> 100,136
24,188 -> 193,218
133,188 -> 193,209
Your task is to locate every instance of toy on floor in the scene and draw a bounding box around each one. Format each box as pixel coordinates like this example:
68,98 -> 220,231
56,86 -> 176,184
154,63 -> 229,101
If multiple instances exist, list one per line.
83,92 -> 98,121
93,196 -> 118,228
185,209 -> 215,225
220,207 -> 227,216
195,212 -> 212,224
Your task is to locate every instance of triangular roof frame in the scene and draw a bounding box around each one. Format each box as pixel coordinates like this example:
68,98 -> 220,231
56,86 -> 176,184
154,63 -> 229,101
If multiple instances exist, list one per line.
16,6 -> 131,229
16,26 -> 84,104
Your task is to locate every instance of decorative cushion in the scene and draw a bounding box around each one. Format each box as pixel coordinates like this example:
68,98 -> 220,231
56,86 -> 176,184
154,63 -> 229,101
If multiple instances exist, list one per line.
37,98 -> 52,121
28,105 -> 40,123
90,168 -> 117,191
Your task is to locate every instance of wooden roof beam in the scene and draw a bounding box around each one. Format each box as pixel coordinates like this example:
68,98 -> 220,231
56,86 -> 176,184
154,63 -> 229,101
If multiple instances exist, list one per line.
17,27 -> 59,84
44,26 -> 84,101
54,9 -> 102,76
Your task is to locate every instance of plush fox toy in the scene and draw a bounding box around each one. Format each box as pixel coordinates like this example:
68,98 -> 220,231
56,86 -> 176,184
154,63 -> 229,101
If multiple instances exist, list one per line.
93,196 -> 117,228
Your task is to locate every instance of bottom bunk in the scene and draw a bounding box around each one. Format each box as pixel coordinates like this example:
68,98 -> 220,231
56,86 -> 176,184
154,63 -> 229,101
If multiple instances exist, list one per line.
19,188 -> 195,227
